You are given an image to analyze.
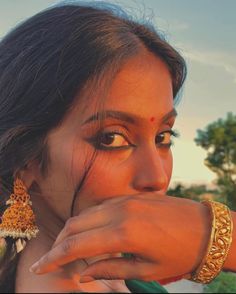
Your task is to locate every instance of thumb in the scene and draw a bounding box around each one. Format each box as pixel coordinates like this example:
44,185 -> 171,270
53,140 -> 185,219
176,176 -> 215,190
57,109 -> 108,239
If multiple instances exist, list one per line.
79,257 -> 152,282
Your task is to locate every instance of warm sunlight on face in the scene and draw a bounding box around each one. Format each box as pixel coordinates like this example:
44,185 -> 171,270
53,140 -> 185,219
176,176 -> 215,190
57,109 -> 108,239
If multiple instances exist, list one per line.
33,50 -> 176,220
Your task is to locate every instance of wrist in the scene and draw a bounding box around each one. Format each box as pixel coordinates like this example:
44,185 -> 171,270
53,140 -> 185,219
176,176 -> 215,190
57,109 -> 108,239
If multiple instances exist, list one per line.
191,202 -> 212,272
181,201 -> 211,280
187,200 -> 234,284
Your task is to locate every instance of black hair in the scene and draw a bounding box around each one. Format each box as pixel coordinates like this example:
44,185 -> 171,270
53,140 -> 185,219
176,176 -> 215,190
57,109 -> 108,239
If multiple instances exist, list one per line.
0,1 -> 186,292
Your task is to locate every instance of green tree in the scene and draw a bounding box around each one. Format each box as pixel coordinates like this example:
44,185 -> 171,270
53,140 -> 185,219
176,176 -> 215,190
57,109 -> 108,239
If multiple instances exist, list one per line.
168,183 -> 186,198
195,112 -> 236,210
168,183 -> 219,202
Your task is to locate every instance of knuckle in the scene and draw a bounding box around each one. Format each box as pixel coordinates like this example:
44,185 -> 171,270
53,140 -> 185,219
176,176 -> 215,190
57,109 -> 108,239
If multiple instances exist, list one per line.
39,253 -> 50,267
64,217 -> 77,234
117,221 -> 132,244
62,237 -> 78,255
80,203 -> 103,216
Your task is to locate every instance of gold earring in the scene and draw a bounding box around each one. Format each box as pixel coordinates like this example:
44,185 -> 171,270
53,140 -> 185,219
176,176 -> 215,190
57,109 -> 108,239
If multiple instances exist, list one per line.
0,178 -> 39,253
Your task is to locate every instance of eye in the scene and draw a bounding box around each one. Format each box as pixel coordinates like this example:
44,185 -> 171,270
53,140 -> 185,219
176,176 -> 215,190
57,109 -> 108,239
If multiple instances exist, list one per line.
155,130 -> 178,148
99,132 -> 129,147
88,131 -> 134,150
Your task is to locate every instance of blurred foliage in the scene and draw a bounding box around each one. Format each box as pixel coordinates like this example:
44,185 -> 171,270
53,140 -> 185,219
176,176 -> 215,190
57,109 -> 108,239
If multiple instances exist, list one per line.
168,183 -> 236,293
195,112 -> 236,210
168,113 -> 236,292
203,272 -> 236,293
167,183 -> 220,202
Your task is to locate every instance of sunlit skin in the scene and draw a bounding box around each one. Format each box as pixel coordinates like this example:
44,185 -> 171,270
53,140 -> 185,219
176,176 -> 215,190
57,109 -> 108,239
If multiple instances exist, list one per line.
15,49 -> 236,293
150,116 -> 155,123
16,49 -> 175,292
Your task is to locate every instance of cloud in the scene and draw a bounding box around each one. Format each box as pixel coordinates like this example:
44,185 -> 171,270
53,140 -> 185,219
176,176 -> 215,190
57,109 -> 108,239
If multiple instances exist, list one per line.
179,45 -> 236,83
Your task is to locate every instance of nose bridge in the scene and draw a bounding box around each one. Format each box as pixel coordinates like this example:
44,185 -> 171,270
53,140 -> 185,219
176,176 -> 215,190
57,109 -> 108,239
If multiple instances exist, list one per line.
131,145 -> 169,192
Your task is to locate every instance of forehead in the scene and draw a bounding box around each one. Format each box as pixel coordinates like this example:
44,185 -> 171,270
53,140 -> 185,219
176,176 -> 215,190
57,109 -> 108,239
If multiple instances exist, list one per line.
104,50 -> 173,118
62,50 -> 174,129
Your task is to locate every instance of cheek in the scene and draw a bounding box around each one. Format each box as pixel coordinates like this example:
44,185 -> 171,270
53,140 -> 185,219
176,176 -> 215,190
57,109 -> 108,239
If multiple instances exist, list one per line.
72,151 -> 132,213
36,149 -> 74,220
72,149 -> 173,215
164,150 -> 173,188
37,140 -> 92,220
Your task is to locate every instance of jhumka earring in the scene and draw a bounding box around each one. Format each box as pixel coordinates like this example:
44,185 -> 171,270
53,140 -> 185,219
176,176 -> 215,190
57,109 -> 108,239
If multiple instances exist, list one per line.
0,178 -> 39,253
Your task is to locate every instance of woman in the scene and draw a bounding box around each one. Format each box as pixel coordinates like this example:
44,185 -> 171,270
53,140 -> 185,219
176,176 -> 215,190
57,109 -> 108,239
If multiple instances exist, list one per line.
0,2 -> 235,293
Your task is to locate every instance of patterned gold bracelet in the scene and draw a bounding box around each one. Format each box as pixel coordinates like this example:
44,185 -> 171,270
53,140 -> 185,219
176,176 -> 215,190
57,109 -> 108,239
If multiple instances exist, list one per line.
185,200 -> 233,284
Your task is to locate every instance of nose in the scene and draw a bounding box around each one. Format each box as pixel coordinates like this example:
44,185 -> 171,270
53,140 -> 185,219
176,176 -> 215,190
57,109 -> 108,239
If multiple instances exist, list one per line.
131,146 -> 170,193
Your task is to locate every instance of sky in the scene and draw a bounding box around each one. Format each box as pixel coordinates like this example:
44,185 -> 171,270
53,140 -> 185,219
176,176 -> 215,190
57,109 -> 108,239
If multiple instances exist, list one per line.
0,0 -> 235,187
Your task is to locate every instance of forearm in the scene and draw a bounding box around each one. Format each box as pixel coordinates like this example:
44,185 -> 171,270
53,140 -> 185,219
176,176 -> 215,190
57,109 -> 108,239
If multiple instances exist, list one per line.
223,210 -> 236,272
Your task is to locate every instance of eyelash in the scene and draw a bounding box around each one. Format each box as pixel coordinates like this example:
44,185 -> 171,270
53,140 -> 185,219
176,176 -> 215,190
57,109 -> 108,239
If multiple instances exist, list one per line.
157,130 -> 179,149
87,129 -> 179,151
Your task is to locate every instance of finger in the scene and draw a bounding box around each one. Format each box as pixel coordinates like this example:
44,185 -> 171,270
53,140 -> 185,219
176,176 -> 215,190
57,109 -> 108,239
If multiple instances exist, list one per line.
52,205 -> 112,249
30,226 -> 129,275
79,257 -> 158,282
80,258 -> 185,285
53,192 -> 166,250
52,197 -> 130,250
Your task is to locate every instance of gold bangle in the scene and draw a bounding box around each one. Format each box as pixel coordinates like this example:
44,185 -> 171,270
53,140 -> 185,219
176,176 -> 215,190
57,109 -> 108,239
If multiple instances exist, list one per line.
186,200 -> 233,284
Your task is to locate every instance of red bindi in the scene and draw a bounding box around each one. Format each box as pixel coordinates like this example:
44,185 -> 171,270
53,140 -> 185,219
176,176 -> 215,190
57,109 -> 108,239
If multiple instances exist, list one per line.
150,116 -> 155,122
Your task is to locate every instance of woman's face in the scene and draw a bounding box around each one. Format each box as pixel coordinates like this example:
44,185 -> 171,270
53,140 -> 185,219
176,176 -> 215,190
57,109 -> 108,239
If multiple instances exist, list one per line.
31,50 -> 176,222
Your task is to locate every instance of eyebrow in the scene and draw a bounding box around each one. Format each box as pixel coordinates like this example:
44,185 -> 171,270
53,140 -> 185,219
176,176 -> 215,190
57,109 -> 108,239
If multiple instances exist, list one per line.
82,108 -> 177,125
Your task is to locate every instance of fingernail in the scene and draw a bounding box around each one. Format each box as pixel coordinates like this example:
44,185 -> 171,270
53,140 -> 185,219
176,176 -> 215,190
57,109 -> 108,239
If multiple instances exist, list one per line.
29,262 -> 41,274
79,276 -> 95,283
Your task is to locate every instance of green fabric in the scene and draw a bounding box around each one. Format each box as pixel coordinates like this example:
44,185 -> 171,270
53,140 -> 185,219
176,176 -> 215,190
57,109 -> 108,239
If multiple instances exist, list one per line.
70,278 -> 167,293
71,253 -> 168,293
122,253 -> 168,293
125,279 -> 168,293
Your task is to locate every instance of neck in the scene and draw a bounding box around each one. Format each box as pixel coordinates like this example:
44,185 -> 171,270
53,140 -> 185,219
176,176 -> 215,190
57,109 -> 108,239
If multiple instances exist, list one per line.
15,194 -> 130,293
14,194 -> 83,293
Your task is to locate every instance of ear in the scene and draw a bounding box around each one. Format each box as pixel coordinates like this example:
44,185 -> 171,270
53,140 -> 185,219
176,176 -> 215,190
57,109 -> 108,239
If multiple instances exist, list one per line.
14,161 -> 38,190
